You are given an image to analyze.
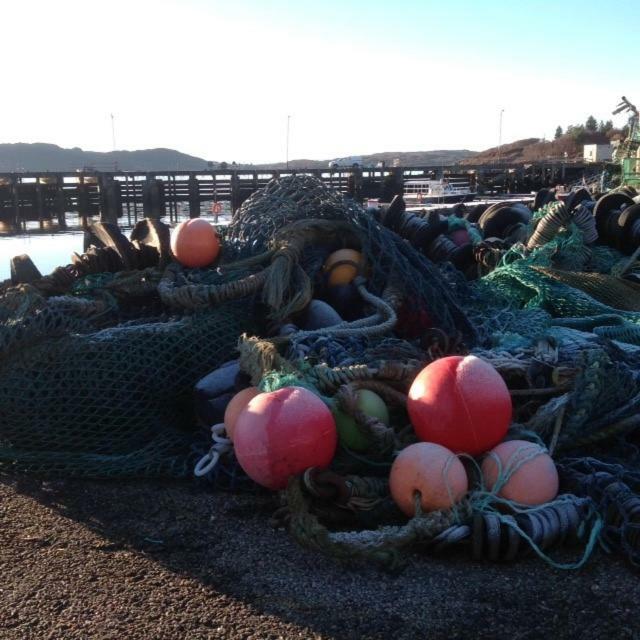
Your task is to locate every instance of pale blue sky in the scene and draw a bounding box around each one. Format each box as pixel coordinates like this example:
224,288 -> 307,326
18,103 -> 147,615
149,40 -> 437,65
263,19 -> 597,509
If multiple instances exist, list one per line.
0,0 -> 636,163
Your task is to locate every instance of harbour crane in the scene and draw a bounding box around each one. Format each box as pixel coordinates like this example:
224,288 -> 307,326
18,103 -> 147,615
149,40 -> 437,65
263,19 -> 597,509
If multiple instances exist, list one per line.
612,96 -> 640,188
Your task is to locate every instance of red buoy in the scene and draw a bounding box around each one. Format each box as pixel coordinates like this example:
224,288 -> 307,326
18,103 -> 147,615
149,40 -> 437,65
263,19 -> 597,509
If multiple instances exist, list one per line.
170,218 -> 220,268
408,355 -> 511,456
233,386 -> 337,490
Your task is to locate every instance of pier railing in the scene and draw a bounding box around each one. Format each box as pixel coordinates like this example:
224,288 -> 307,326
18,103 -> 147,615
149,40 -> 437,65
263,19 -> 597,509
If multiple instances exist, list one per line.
0,161 -> 607,232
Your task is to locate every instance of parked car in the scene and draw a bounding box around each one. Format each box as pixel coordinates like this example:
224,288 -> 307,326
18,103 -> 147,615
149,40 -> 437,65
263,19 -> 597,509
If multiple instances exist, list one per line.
328,156 -> 363,169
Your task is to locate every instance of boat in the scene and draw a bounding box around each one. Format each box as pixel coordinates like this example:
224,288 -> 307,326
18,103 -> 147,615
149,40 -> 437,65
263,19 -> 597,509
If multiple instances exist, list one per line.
403,178 -> 476,205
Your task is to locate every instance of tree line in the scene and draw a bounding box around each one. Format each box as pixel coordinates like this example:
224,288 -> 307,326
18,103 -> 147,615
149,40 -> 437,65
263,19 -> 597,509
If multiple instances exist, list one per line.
554,116 -> 615,141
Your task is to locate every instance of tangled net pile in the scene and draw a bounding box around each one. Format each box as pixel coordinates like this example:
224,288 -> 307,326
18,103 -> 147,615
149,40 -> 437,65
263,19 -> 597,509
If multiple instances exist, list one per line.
1,174 -> 640,570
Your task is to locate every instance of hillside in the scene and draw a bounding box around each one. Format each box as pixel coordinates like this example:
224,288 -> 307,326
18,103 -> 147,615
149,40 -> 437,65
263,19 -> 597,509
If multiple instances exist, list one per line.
462,131 -> 617,166
0,143 -> 212,172
254,149 -> 476,169
0,143 -> 475,172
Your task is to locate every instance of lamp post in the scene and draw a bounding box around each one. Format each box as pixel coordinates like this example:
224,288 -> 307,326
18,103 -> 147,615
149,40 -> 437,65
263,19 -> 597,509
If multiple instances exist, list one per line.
286,115 -> 291,170
497,108 -> 504,165
110,113 -> 116,151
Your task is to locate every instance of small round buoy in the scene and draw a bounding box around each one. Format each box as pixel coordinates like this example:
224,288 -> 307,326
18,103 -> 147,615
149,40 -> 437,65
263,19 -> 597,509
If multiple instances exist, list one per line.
233,387 -> 337,490
481,440 -> 559,506
224,387 -> 260,441
390,442 -> 468,516
170,218 -> 220,268
449,228 -> 470,247
333,389 -> 389,451
323,249 -> 365,287
408,355 -> 511,456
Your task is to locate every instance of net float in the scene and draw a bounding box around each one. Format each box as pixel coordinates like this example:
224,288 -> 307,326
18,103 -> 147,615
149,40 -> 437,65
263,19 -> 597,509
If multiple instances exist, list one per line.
390,442 -> 468,517
333,389 -> 389,452
170,218 -> 220,268
233,386 -> 337,490
224,387 -> 260,441
408,355 -> 511,456
481,440 -> 559,506
323,249 -> 365,287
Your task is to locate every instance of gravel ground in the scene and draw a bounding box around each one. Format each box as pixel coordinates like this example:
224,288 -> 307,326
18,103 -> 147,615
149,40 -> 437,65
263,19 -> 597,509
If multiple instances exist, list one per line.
0,476 -> 638,640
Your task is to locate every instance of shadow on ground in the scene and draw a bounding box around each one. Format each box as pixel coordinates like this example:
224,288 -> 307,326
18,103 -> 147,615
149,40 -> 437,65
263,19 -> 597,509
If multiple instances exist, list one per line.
2,475 -> 639,639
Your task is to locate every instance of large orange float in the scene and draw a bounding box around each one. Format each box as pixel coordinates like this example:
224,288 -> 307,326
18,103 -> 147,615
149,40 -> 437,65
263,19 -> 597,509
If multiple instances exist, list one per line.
170,218 -> 220,268
481,440 -> 559,505
390,442 -> 468,516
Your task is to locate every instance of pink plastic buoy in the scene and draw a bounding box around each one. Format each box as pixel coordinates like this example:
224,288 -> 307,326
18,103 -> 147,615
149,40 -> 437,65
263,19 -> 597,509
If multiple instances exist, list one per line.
408,355 -> 512,456
389,442 -> 468,517
450,228 -> 470,247
481,440 -> 559,506
233,386 -> 337,490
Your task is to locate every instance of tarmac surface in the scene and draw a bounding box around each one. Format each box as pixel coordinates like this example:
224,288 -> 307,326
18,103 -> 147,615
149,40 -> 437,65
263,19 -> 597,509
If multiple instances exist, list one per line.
0,476 -> 638,640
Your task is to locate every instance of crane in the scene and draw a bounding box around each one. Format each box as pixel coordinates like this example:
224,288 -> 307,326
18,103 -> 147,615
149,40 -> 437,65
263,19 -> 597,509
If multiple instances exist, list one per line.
612,96 -> 640,188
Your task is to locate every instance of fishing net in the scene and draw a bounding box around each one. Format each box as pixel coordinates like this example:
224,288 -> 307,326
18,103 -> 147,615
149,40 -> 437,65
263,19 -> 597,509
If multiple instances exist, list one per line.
0,284 -> 256,477
3,173 -> 640,570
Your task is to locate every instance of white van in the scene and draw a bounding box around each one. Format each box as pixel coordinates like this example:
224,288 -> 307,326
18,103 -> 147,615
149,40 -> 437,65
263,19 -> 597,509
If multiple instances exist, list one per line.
328,156 -> 363,169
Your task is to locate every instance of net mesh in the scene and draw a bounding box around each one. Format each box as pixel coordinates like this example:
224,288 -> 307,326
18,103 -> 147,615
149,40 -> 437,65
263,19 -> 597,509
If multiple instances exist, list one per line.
0,301 -> 253,477
3,174 -> 640,568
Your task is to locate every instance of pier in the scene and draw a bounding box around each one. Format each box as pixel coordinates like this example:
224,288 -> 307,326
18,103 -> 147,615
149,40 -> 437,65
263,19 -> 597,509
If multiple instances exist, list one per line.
0,161 -> 607,232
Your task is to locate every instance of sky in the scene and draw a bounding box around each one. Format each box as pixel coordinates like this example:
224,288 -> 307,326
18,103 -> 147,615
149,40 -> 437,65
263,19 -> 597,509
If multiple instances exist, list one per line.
0,0 -> 638,164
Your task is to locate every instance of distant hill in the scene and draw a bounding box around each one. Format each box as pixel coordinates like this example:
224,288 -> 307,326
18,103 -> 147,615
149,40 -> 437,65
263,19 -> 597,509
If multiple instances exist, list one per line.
253,149 -> 477,170
0,143 -> 212,172
462,130 -> 619,166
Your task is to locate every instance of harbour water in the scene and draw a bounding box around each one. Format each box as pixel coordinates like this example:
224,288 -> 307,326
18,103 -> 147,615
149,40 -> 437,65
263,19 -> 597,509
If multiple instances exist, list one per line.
0,210 -> 230,282
0,232 -> 84,281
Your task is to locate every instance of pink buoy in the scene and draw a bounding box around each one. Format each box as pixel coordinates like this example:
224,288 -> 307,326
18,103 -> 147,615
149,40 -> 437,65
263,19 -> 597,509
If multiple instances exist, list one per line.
481,440 -> 559,506
408,355 -> 512,456
233,386 -> 337,490
389,442 -> 468,517
450,228 -> 470,247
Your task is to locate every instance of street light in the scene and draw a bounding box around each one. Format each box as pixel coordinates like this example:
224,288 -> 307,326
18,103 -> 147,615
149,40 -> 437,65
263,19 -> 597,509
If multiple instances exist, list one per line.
110,113 -> 116,151
286,115 -> 291,169
498,108 -> 504,165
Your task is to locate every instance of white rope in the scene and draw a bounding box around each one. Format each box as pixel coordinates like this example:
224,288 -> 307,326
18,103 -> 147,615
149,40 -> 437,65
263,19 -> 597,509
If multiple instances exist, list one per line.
194,423 -> 233,477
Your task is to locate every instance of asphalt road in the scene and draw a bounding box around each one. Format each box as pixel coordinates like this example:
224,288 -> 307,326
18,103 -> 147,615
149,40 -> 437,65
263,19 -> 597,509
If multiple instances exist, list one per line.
0,477 -> 638,640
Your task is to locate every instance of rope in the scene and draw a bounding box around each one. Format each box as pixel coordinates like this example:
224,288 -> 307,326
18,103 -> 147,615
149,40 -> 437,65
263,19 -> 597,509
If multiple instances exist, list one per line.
285,477 -> 462,570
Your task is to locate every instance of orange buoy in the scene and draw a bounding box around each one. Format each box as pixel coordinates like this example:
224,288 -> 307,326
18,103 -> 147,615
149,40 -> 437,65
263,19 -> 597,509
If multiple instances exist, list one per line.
481,440 -> 559,506
323,249 -> 365,287
408,355 -> 511,456
233,386 -> 337,490
223,387 -> 260,441
170,218 -> 220,268
390,442 -> 468,517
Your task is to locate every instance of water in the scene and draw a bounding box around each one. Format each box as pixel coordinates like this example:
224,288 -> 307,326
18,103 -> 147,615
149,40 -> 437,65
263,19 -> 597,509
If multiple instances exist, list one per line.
0,232 -> 84,281
0,210 -> 231,282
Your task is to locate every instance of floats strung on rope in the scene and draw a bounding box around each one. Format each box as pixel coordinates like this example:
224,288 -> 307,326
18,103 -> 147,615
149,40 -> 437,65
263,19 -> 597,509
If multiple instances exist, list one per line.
481,440 -> 559,506
333,389 -> 389,452
233,386 -> 337,490
323,249 -> 365,287
224,387 -> 260,441
389,442 -> 468,516
407,355 -> 512,456
170,218 -> 221,268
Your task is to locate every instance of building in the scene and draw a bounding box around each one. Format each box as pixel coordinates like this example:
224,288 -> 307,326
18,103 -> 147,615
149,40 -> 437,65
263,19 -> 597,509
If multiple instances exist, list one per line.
583,144 -> 613,163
